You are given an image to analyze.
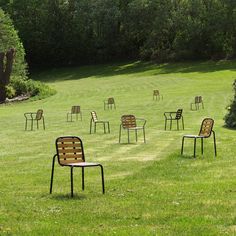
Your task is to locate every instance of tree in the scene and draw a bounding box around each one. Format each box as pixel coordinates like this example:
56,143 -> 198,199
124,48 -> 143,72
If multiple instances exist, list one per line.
0,49 -> 15,102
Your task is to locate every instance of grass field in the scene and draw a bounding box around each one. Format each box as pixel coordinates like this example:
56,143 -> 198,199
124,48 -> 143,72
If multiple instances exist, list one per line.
1,60 -> 236,235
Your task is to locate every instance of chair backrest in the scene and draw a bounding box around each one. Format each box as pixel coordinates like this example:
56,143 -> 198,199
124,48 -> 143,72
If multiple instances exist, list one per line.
194,96 -> 199,103
71,106 -> 80,114
121,115 -> 136,128
198,118 -> 214,137
175,109 -> 183,119
153,90 -> 159,96
198,96 -> 203,103
36,109 -> 43,120
91,111 -> 98,122
108,97 -> 115,104
55,136 -> 85,165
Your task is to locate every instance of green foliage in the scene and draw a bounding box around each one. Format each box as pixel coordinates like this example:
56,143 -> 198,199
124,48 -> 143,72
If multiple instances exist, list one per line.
224,80 -> 236,128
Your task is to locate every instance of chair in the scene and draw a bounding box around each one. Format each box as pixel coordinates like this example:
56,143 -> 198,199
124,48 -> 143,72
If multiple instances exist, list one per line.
104,97 -> 116,110
67,106 -> 82,122
190,96 -> 204,110
153,90 -> 163,101
50,136 -> 105,197
90,111 -> 110,134
119,115 -> 146,143
164,109 -> 184,130
24,109 -> 45,130
181,118 -> 217,158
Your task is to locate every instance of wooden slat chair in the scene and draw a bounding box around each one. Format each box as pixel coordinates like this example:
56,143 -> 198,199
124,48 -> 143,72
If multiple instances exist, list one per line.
181,118 -> 217,158
67,105 -> 82,122
50,136 -> 105,197
190,96 -> 204,110
24,109 -> 45,130
119,115 -> 146,143
104,97 -> 116,110
90,111 -> 110,134
153,90 -> 163,101
164,109 -> 184,130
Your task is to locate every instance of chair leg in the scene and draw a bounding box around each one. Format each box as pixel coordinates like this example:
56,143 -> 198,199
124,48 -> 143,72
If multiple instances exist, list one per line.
213,131 -> 217,157
99,165 -> 105,194
119,125 -> 122,143
90,119 -> 92,134
177,120 -> 179,130
31,119 -> 33,131
143,127 -> 146,143
82,167 -> 84,191
181,136 -> 185,155
135,130 -> 138,142
182,117 -> 184,130
170,119 -> 172,130
103,122 -> 106,134
193,138 -> 197,158
50,154 -> 57,194
37,120 -> 39,129
25,119 -> 27,130
164,119 -> 167,130
71,167 -> 74,197
80,112 -> 82,121
127,129 -> 130,143
43,117 -> 45,130
201,138 -> 204,155
94,122 -> 96,133
108,122 -> 110,133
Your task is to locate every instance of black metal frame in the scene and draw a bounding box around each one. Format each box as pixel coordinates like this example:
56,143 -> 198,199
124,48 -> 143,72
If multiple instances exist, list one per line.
90,112 -> 110,134
50,136 -> 105,197
181,118 -> 217,158
119,116 -> 146,143
190,96 -> 204,110
24,109 -> 45,131
164,109 -> 184,130
104,98 -> 116,110
67,106 -> 82,122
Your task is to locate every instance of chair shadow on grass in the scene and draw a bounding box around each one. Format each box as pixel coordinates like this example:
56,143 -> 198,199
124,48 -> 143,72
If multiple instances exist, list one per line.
50,193 -> 87,201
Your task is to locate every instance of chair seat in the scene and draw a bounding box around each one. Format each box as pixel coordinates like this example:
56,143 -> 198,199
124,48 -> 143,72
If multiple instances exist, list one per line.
95,120 -> 109,123
184,134 -> 205,138
63,162 -> 101,167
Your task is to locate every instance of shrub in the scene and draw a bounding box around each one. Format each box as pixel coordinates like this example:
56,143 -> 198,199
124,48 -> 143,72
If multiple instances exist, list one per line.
224,80 -> 236,128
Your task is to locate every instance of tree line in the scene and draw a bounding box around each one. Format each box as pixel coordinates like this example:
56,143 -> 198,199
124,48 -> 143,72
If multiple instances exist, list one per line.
1,0 -> 236,67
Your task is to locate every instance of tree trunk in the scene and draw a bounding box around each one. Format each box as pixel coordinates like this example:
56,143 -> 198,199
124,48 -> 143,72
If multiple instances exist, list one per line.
0,49 -> 15,103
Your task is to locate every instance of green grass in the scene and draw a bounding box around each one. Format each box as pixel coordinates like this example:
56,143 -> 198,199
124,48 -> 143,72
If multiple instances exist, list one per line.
1,60 -> 236,235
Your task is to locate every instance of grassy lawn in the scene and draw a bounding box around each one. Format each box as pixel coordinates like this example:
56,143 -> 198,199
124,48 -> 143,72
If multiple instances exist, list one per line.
1,60 -> 236,235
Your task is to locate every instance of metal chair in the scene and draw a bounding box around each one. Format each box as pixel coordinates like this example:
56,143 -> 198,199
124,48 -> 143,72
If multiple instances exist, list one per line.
24,109 -> 45,130
67,106 -> 82,122
153,90 -> 163,101
90,111 -> 110,134
164,109 -> 184,130
50,136 -> 105,197
181,118 -> 217,158
104,97 -> 116,110
191,96 -> 204,110
119,115 -> 146,143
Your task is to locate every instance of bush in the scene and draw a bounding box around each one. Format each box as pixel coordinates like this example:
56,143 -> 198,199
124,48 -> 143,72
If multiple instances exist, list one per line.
224,80 -> 236,128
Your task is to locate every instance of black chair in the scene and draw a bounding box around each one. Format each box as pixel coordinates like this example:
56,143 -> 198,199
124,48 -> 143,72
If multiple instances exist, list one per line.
119,115 -> 146,143
181,118 -> 216,158
90,111 -> 110,134
24,109 -> 45,130
50,136 -> 105,197
164,109 -> 184,130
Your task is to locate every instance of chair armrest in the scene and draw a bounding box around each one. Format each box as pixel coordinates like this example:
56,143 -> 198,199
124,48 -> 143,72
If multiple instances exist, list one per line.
164,112 -> 176,119
136,118 -> 146,127
24,112 -> 36,119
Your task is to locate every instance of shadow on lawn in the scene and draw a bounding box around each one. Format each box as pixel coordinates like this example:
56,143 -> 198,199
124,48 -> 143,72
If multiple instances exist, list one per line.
51,194 -> 87,201
32,60 -> 236,83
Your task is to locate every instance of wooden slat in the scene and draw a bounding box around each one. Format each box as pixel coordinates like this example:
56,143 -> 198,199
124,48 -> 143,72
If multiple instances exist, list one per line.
59,153 -> 83,159
57,143 -> 81,148
58,148 -> 82,153
57,137 -> 80,143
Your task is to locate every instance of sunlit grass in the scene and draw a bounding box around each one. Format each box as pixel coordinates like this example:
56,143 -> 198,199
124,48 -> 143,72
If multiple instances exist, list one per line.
0,60 -> 236,235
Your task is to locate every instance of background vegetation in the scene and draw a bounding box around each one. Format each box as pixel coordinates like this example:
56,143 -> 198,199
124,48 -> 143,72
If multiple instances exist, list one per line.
1,0 -> 236,67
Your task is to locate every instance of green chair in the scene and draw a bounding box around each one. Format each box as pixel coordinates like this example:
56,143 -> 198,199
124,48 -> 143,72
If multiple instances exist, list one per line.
90,111 -> 110,134
24,109 -> 45,130
67,105 -> 82,122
